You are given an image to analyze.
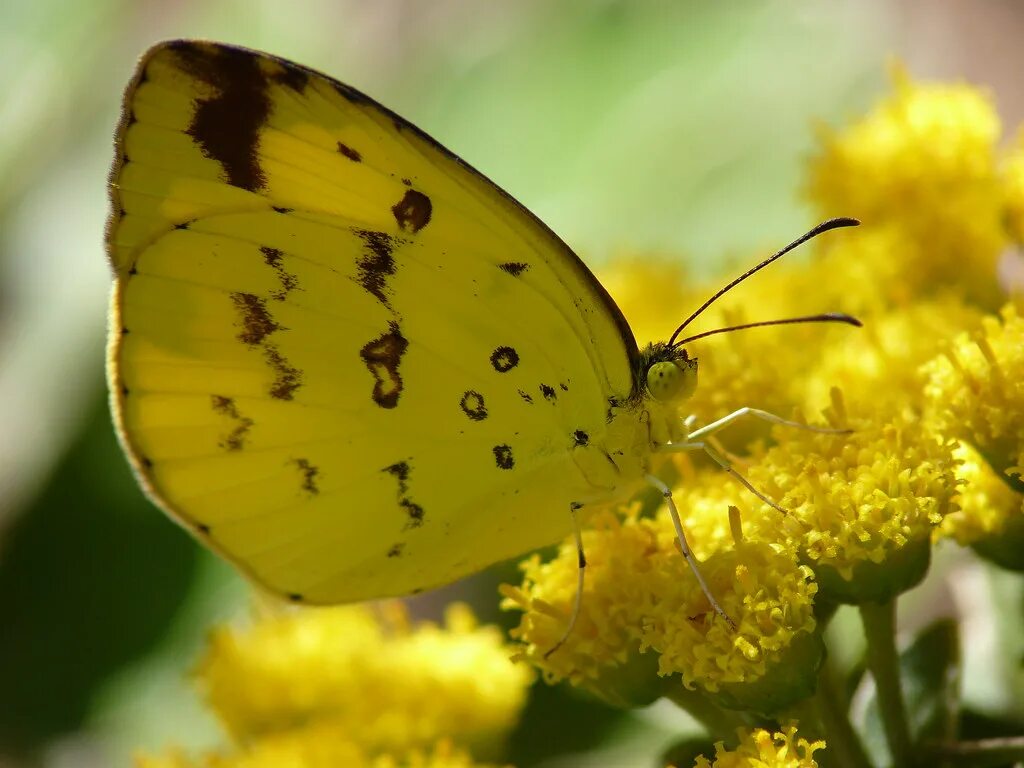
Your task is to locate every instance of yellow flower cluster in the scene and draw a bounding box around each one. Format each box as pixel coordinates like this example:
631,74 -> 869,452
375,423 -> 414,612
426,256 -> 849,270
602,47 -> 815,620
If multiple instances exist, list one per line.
137,604 -> 528,768
686,725 -> 824,768
505,65 -> 1022,721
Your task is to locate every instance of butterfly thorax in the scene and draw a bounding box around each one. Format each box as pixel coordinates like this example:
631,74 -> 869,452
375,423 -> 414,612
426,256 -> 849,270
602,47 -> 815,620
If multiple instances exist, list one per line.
570,342 -> 693,499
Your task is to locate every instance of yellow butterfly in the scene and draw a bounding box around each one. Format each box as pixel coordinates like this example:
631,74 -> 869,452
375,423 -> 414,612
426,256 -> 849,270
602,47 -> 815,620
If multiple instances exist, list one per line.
106,40 -> 857,628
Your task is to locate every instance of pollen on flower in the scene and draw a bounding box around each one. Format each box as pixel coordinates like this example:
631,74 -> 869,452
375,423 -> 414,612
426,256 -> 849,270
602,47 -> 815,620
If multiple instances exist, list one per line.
936,441 -> 1022,546
687,725 -> 825,768
499,506 -> 660,694
806,65 -> 1005,307
746,389 -> 958,601
196,602 -> 531,757
642,541 -> 818,694
923,304 -> 1024,495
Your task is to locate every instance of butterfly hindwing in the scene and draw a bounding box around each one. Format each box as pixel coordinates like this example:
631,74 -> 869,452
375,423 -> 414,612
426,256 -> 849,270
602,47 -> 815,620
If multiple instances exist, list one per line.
108,40 -> 642,601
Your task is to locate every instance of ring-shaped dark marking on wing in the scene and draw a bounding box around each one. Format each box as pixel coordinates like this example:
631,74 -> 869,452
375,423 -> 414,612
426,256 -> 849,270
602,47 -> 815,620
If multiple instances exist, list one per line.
337,141 -> 362,162
540,383 -> 557,402
459,390 -> 488,421
498,262 -> 529,277
383,460 -> 426,529
260,246 -> 300,301
353,229 -> 399,309
361,322 -> 408,409
517,389 -> 533,404
265,344 -> 302,400
392,189 -> 432,233
211,394 -> 254,451
169,41 -> 272,192
490,346 -> 519,373
493,444 -> 515,470
387,542 -> 405,558
573,429 -> 589,447
291,457 -> 320,495
231,292 -> 282,344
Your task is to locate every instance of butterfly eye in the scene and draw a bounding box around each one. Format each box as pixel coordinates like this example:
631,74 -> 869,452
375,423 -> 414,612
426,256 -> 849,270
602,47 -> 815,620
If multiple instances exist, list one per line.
646,360 -> 697,403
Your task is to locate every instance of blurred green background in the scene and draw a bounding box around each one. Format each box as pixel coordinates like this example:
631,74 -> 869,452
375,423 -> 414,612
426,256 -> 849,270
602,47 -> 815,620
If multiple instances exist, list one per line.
2,1 -> 1024,766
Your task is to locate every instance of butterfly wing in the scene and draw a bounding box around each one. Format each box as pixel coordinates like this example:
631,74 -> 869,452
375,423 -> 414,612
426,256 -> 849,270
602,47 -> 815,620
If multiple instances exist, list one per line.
107,40 -> 641,601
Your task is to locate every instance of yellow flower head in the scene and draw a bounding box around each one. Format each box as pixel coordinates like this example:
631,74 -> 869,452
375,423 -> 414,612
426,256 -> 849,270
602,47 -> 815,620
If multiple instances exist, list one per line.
1002,128 -> 1024,244
198,603 -> 531,755
802,296 -> 984,417
747,390 -> 957,603
502,490 -> 820,712
807,66 -> 1005,307
923,303 -> 1024,494
686,725 -> 824,768
136,735 -> 497,768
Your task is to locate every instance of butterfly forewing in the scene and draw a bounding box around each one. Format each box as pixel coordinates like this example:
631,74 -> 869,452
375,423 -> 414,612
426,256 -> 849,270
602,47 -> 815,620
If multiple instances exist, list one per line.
107,40 -> 640,601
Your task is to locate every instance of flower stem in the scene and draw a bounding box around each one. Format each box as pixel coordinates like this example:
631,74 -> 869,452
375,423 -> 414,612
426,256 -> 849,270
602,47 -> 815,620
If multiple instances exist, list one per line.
860,599 -> 915,768
815,662 -> 873,768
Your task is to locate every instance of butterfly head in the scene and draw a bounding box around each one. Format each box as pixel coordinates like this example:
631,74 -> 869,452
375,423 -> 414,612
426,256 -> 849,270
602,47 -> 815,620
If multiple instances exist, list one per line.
642,345 -> 698,403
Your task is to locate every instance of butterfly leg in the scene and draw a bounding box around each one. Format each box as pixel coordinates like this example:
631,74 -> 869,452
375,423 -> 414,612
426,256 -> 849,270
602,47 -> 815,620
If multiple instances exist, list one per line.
544,502 -> 587,659
669,441 -> 788,515
646,474 -> 736,630
684,406 -> 851,442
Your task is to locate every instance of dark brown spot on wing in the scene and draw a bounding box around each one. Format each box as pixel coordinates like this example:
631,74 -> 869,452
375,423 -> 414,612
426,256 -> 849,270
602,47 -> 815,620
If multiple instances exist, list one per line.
269,62 -> 309,92
353,229 -> 398,309
171,42 -> 271,192
387,542 -> 405,558
211,394 -> 254,451
360,322 -> 408,409
459,390 -> 488,421
490,346 -> 519,372
337,142 -> 362,162
573,429 -> 589,447
260,246 -> 299,301
288,593 -> 304,602
383,460 -> 425,528
292,458 -> 320,495
540,383 -> 556,402
493,444 -> 514,470
231,292 -> 282,344
265,345 -> 302,400
498,262 -> 529,276
518,389 -> 533,404
392,189 -> 432,233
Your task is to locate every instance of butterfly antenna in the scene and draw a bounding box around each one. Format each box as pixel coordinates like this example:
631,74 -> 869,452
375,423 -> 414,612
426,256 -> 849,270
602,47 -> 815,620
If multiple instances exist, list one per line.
666,217 -> 859,348
673,312 -> 861,347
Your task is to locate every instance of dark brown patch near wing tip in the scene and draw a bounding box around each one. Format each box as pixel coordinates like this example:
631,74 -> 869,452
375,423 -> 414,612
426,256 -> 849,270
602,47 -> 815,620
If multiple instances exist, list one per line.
360,322 -> 408,409
337,142 -> 362,162
490,346 -> 519,373
172,43 -> 271,192
270,63 -> 309,92
353,229 -> 397,308
540,383 -> 557,402
265,346 -> 302,400
211,394 -> 254,451
392,189 -> 432,233
498,262 -> 529,277
231,292 -> 281,345
293,458 -> 320,495
493,444 -> 515,470
387,543 -> 405,558
459,390 -> 488,421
